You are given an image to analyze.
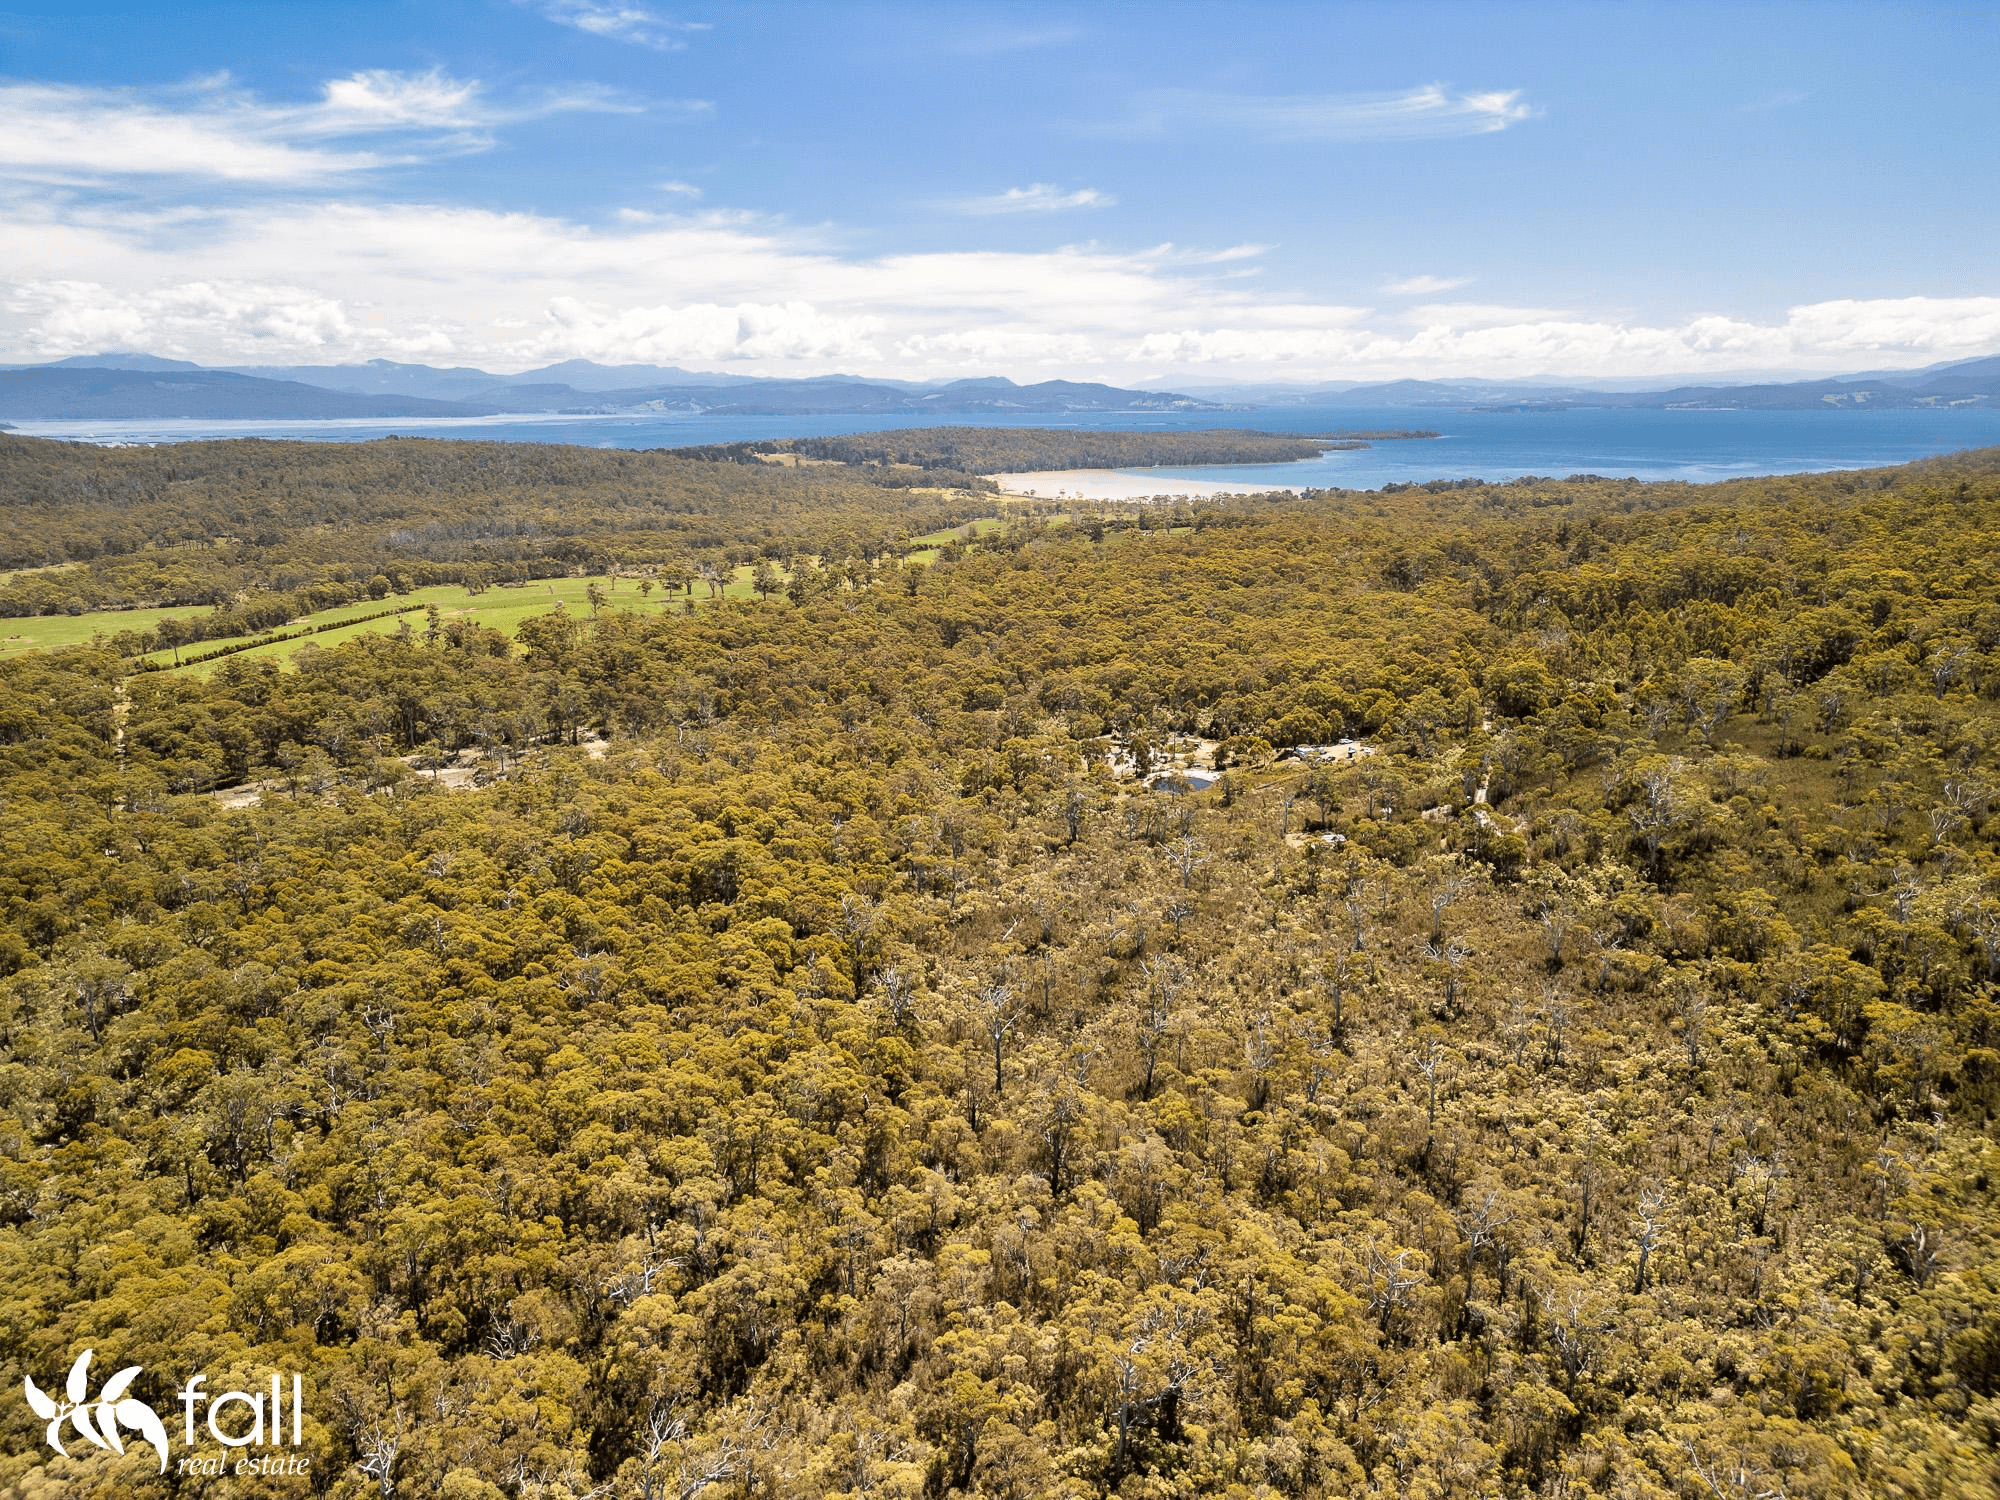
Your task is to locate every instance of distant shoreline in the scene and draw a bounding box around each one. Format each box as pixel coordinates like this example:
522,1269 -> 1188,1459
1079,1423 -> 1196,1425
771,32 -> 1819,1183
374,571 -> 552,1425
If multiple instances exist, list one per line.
988,467 -> 1316,500
8,409 -> 1997,492
982,428 -> 1440,499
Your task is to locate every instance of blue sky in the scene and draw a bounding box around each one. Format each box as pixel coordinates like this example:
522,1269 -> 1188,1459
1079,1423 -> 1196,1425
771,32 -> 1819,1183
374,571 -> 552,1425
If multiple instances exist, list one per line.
1,0 -> 1995,381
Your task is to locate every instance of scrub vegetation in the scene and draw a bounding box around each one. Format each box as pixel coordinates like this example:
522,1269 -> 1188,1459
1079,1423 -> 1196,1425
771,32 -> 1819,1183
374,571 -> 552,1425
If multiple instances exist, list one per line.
0,436 -> 1997,1498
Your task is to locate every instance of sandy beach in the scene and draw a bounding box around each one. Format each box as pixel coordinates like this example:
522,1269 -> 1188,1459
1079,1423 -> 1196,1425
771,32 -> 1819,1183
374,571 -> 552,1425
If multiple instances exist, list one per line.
986,467 -> 1313,501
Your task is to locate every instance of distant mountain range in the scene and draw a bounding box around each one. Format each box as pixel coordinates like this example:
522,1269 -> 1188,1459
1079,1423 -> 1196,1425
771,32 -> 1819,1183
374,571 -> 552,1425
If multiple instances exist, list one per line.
0,351 -> 1994,422
0,355 -> 1219,421
0,367 -> 506,422
1162,354 -> 2000,411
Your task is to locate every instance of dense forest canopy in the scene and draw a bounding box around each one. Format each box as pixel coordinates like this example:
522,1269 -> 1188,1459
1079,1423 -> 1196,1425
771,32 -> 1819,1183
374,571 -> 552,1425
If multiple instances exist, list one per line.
0,438 -> 1996,1498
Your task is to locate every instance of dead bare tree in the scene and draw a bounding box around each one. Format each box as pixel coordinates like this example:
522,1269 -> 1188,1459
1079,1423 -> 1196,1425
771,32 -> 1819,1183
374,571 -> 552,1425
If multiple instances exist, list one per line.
1136,956 -> 1187,1100
1899,1222 -> 1942,1288
338,1399 -> 404,1500
1536,896 -> 1575,969
1364,1245 -> 1423,1335
1539,986 -> 1572,1069
1674,977 -> 1708,1073
1244,1008 -> 1276,1112
1414,1034 -> 1446,1132
632,1398 -> 744,1500
1164,833 -> 1210,890
1342,869 -> 1371,952
1455,1188 -> 1511,1290
1633,1187 -> 1664,1292
604,1222 -> 677,1307
1060,784 -> 1088,845
976,979 -> 1018,1095
1545,1289 -> 1602,1395
836,893 -> 879,993
1428,868 -> 1469,945
877,965 -> 919,1028
1628,759 -> 1688,875
1321,948 -> 1355,1033
1425,936 -> 1472,1017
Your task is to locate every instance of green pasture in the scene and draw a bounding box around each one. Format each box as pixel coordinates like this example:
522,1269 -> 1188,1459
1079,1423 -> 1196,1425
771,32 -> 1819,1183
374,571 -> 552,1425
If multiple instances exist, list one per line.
909,517 -> 1004,545
1,515 -> 1029,673
0,600 -> 233,660
137,570 -> 777,676
905,514 -> 1025,563
0,567 -> 771,674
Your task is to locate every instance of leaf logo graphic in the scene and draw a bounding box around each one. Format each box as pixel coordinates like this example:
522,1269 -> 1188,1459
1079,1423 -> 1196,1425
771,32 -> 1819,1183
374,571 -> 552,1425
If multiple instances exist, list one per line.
22,1349 -> 170,1473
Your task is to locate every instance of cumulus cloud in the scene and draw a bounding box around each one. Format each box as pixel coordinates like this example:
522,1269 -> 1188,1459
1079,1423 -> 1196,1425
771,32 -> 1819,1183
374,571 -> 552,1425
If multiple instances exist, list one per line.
10,279 -> 360,353
528,2 -> 709,50
1382,274 -> 1472,295
1133,297 -> 2000,378
0,193 -> 1994,381
948,183 -> 1115,216
1117,85 -> 1535,142
0,72 -> 645,185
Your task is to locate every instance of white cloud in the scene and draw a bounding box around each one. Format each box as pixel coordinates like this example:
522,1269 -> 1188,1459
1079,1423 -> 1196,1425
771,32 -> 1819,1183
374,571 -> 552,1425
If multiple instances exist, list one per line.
0,72 -> 644,186
529,2 -> 709,50
1119,85 -> 1535,142
306,70 -> 490,133
949,183 -> 1115,216
1131,298 -> 2000,378
0,82 -> 380,183
658,180 -> 704,197
1158,243 -> 1269,266
1382,274 -> 1472,295
1,192 -> 1995,382
10,279 -> 359,353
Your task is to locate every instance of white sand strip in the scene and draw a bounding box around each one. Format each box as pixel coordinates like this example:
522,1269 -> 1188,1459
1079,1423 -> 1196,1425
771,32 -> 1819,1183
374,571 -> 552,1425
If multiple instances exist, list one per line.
986,468 -> 1312,501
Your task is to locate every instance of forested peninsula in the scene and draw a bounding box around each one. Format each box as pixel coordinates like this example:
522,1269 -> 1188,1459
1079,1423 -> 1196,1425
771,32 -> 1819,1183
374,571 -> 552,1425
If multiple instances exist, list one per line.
0,436 -> 1996,1498
672,427 -> 1440,474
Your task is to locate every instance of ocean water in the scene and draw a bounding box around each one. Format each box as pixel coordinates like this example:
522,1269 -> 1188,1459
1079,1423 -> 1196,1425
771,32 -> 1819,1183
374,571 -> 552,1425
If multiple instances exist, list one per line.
1094,405 -> 2000,490
10,405 -> 2000,490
